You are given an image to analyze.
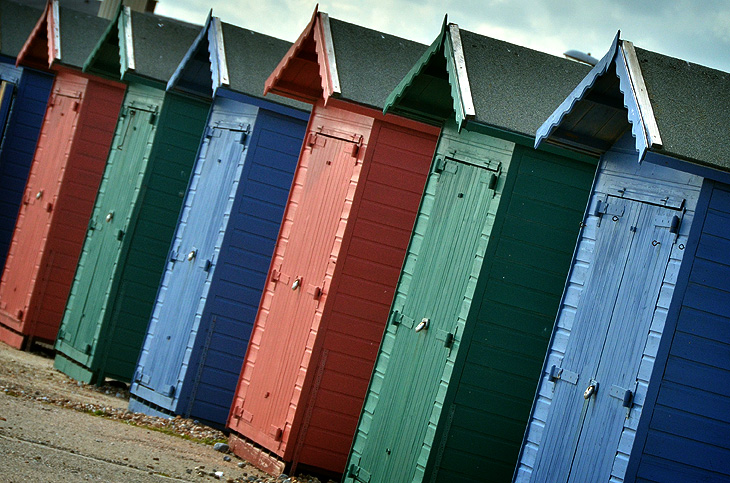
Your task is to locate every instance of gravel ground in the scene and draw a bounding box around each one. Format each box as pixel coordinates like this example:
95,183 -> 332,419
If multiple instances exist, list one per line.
0,342 -> 335,483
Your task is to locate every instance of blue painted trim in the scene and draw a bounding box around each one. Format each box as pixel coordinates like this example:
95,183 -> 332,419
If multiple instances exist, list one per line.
535,31 -> 620,149
216,88 -> 309,120
615,45 -> 649,161
644,151 -> 730,185
624,178 -> 715,480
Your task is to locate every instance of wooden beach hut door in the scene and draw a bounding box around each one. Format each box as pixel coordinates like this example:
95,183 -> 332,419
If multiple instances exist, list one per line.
230,126 -> 362,452
136,121 -> 249,403
532,194 -> 683,481
57,103 -> 156,363
352,153 -> 499,482
1,86 -> 81,329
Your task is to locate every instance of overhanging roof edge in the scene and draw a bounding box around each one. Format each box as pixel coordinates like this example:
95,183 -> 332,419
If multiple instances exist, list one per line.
534,31 -> 621,149
382,16 -> 447,115
166,12 -> 211,91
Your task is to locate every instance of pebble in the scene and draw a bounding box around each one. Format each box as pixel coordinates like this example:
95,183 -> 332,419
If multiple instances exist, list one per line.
214,442 -> 230,453
223,455 -> 231,462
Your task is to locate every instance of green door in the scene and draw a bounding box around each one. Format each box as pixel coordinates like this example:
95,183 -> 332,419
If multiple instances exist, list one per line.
56,89 -> 160,375
348,129 -> 510,482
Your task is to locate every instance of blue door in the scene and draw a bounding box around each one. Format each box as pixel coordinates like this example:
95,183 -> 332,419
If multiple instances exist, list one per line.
133,105 -> 256,408
532,194 -> 682,481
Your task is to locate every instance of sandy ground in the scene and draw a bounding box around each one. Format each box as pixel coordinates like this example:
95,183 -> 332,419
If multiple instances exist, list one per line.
0,342 -> 327,483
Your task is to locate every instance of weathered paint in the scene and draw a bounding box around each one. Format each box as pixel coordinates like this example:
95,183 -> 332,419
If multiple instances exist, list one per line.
129,96 -> 307,427
0,69 -> 124,349
54,84 -> 209,383
227,101 -> 438,474
627,180 -> 730,482
127,16 -> 310,428
345,22 -> 596,482
225,9 -> 439,476
516,135 -> 702,482
0,61 -> 53,268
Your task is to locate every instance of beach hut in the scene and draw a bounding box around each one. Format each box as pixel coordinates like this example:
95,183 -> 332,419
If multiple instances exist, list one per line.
0,0 -> 124,349
515,33 -> 730,482
344,22 -> 595,483
225,8 -> 440,476
53,6 -> 207,383
128,14 -> 310,428
0,0 -> 54,269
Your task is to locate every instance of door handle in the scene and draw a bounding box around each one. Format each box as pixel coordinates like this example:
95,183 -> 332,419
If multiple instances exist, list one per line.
415,318 -> 429,332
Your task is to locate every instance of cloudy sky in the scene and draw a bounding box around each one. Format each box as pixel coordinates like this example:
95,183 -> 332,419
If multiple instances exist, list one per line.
155,0 -> 730,73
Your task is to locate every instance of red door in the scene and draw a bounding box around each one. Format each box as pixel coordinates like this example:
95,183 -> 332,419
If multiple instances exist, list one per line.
229,107 -> 371,455
0,75 -> 85,344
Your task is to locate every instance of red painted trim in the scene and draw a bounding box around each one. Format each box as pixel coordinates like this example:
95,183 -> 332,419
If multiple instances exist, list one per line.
228,433 -> 286,476
325,97 -> 441,135
264,6 -> 320,97
16,0 -> 52,68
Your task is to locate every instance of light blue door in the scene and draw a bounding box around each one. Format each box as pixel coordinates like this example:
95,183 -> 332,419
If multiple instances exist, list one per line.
134,108 -> 254,406
532,195 -> 681,481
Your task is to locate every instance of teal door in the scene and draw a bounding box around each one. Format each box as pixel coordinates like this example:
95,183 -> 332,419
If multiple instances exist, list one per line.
532,195 -> 680,481
56,99 -> 158,369
350,148 -> 502,482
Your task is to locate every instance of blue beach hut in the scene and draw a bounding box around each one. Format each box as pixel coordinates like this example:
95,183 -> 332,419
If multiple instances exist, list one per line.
128,14 -> 310,428
516,33 -> 730,482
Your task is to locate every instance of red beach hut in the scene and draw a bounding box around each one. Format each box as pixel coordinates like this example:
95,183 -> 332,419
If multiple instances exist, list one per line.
226,9 -> 440,477
0,0 -> 124,349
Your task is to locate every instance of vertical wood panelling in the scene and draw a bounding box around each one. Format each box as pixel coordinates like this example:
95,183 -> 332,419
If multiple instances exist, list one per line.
515,134 -> 703,483
295,120 -> 437,473
131,98 -> 260,421
0,71 -> 123,349
0,68 -> 53,268
55,83 -> 164,379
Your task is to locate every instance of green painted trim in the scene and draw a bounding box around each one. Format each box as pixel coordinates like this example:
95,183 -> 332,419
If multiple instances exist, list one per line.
383,17 -> 447,115
82,2 -> 123,76
54,352 -> 97,384
463,121 -> 598,165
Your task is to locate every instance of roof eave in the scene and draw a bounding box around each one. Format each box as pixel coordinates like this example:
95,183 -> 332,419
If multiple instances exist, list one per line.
264,7 -> 340,105
535,31 -> 663,162
15,0 -> 58,69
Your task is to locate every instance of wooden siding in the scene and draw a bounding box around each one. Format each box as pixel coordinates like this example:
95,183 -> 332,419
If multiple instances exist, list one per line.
346,124 -> 513,483
228,101 -> 438,475
516,134 -> 703,483
183,108 -> 305,424
0,68 -> 53,268
93,93 -> 209,382
0,72 -> 123,348
293,119 -> 438,473
430,144 -> 595,482
55,83 -> 164,379
631,182 -> 730,482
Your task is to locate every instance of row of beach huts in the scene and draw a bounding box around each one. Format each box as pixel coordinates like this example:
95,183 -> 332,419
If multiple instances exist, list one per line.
0,0 -> 728,481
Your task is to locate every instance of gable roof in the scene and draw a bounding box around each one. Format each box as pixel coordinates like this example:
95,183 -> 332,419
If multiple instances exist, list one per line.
385,21 -> 591,137
166,13 -> 308,111
84,5 -> 200,84
265,8 -> 427,110
0,0 -> 44,59
15,0 -> 108,70
535,33 -> 730,170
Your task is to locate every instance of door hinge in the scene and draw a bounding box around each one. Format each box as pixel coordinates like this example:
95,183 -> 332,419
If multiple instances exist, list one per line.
548,364 -> 579,385
348,464 -> 371,482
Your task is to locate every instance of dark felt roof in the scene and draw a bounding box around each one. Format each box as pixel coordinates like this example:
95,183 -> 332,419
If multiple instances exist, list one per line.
13,0 -> 99,16
58,4 -> 109,68
130,10 -> 200,82
220,22 -> 309,111
0,0 -> 43,58
635,47 -> 730,169
460,29 -> 591,137
329,17 -> 428,109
